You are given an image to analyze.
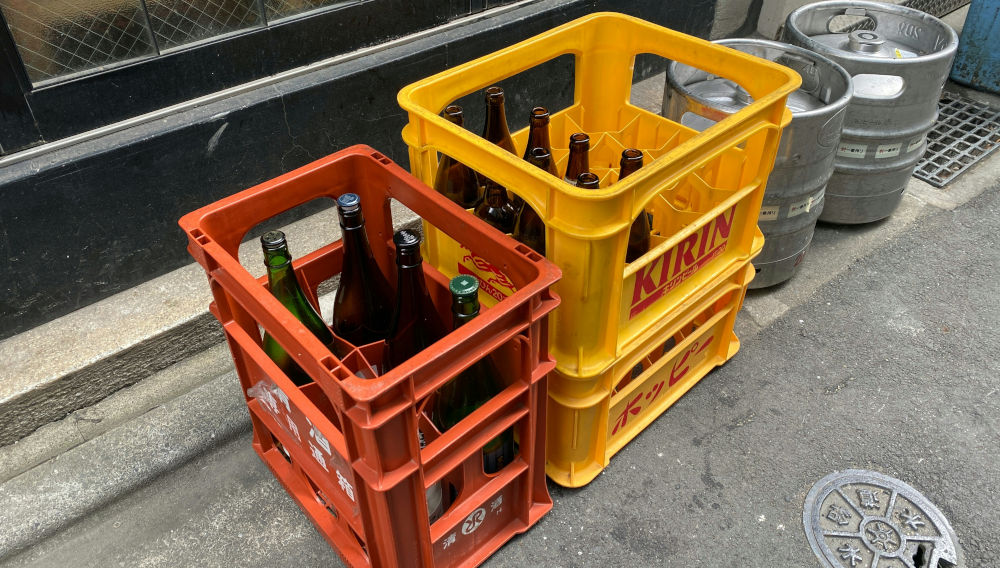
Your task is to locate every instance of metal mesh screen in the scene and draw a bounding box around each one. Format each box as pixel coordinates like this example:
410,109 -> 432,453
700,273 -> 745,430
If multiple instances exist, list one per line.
147,0 -> 261,50
1,0 -> 157,83
913,92 -> 1000,188
0,0 -> 366,84
264,0 -> 345,22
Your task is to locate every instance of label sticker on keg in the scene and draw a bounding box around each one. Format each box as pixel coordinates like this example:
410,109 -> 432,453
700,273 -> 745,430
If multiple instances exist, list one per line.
837,142 -> 867,159
875,143 -> 902,159
788,190 -> 824,218
758,206 -> 779,222
907,137 -> 925,153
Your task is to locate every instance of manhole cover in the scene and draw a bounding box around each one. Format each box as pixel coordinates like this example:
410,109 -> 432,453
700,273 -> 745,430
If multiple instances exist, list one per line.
804,470 -> 960,568
913,91 -> 1000,188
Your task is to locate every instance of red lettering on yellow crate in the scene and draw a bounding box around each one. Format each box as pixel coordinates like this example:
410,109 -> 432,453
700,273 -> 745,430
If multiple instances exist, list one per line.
628,206 -> 736,319
459,245 -> 516,302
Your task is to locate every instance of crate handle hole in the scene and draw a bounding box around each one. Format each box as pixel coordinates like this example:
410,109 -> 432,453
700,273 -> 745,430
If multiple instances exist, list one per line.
191,228 -> 211,245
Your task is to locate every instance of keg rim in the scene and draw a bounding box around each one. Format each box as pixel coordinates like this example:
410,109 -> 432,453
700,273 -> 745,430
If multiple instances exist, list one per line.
783,0 -> 959,65
666,38 -> 853,120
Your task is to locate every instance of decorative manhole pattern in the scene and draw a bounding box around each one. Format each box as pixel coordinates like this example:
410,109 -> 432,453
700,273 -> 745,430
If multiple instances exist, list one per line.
804,470 -> 960,568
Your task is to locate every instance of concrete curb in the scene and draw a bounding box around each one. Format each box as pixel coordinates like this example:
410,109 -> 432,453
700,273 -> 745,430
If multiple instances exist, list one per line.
0,366 -> 250,561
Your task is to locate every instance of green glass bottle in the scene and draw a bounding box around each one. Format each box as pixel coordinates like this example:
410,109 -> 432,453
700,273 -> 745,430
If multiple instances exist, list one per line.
332,193 -> 394,350
433,105 -> 482,209
620,148 -> 652,263
512,147 -> 550,255
432,275 -> 516,474
385,230 -> 446,371
260,230 -> 337,386
474,178 -> 518,234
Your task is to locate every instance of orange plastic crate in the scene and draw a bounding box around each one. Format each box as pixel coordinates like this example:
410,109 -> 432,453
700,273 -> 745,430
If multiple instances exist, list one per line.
179,145 -> 561,568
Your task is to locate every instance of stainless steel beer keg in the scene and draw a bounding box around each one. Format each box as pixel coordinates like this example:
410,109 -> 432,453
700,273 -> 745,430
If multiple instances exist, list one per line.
782,1 -> 958,224
664,39 -> 852,288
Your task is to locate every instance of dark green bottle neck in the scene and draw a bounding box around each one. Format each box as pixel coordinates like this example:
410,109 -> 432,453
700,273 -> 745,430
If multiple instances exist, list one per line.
396,247 -> 429,297
452,296 -> 479,329
265,247 -> 305,299
340,210 -> 376,260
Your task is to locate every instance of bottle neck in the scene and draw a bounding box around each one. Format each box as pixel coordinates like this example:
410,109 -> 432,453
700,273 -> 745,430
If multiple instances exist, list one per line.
620,151 -> 643,180
484,103 -> 511,146
565,145 -> 589,181
483,182 -> 510,207
452,297 -> 479,329
526,117 -> 551,154
266,254 -> 302,299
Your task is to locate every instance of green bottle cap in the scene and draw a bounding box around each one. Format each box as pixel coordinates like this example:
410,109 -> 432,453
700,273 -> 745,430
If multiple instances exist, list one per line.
449,275 -> 479,299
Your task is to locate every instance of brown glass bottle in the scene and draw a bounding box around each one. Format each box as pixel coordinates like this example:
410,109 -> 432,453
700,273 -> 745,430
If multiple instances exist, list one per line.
332,193 -> 394,350
576,172 -> 600,189
564,133 -> 591,184
482,86 -> 516,154
474,178 -> 518,234
433,105 -> 481,209
260,230 -> 338,386
482,86 -> 521,209
620,149 -> 652,263
522,107 -> 560,177
512,147 -> 551,255
432,275 -> 516,474
385,230 -> 447,371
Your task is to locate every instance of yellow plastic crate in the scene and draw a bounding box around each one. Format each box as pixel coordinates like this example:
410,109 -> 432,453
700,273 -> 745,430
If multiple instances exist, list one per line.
398,12 -> 798,486
546,262 -> 753,487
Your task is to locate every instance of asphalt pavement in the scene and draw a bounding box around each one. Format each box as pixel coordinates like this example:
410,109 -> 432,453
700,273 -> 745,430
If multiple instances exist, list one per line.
2,81 -> 999,567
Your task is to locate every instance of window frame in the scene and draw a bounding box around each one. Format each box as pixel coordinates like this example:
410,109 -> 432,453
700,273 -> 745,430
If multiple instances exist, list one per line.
0,0 -> 483,154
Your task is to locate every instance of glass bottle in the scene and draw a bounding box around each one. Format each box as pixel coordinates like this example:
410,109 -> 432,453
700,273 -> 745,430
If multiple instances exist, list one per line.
563,132 -> 591,184
474,178 -> 518,234
482,86 -> 516,154
433,105 -> 481,209
482,86 -> 521,209
260,230 -> 337,386
620,149 -> 652,263
385,229 -> 447,371
332,193 -> 394,351
432,275 -> 516,474
522,107 -> 560,177
576,172 -> 600,189
512,147 -> 551,255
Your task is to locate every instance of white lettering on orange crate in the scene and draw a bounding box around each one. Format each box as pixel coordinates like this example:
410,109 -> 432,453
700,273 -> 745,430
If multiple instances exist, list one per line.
336,469 -> 356,502
462,507 -> 487,535
629,205 -> 736,319
309,441 -> 329,471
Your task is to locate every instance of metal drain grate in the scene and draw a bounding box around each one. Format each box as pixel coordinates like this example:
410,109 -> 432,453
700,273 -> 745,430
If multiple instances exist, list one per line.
913,92 -> 1000,188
